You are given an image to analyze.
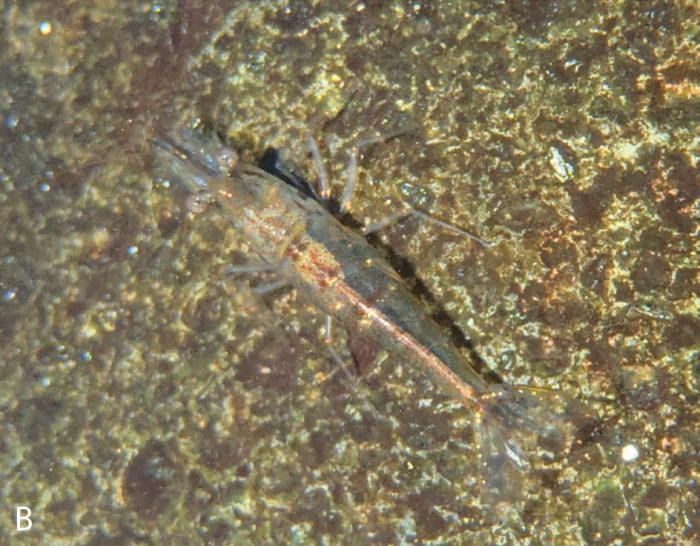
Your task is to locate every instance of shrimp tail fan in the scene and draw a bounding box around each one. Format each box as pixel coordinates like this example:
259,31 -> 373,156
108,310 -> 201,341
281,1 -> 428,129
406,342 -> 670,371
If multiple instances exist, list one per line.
475,385 -> 597,503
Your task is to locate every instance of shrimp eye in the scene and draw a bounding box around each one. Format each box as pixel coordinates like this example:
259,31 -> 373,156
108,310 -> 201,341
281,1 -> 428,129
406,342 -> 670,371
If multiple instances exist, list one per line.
216,149 -> 239,173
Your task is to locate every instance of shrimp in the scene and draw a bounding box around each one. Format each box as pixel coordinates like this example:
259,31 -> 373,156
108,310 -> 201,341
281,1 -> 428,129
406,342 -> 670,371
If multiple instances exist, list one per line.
150,125 -> 594,495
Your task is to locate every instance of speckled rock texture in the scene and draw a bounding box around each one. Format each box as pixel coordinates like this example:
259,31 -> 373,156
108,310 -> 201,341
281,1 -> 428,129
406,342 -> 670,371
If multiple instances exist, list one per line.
0,1 -> 698,544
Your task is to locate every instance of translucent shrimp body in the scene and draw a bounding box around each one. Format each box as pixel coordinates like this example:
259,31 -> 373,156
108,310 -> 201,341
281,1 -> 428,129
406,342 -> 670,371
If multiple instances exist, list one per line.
151,127 -> 590,480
